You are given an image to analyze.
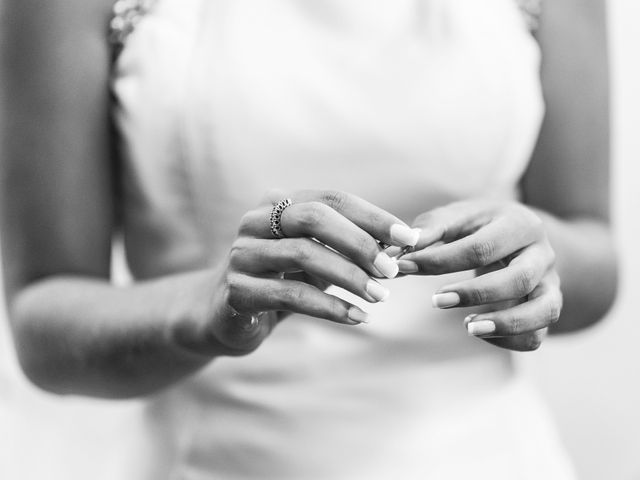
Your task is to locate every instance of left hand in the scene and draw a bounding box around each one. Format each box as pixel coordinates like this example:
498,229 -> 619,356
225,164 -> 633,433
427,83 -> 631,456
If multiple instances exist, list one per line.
397,200 -> 563,351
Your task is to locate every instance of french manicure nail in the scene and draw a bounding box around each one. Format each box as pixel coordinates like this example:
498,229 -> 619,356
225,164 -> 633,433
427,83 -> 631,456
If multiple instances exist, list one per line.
397,260 -> 419,274
390,224 -> 421,247
467,320 -> 496,336
373,252 -> 399,279
348,307 -> 369,324
366,280 -> 390,302
432,292 -> 460,309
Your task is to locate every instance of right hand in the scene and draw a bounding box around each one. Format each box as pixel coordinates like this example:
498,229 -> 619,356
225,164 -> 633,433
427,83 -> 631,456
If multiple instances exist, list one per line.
193,189 -> 420,355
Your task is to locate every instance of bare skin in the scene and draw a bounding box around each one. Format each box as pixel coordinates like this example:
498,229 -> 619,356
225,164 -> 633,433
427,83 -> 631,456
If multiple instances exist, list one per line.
0,0 -> 617,398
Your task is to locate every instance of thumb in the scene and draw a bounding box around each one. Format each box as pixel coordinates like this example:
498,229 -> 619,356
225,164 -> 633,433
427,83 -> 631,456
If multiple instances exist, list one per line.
411,200 -> 496,250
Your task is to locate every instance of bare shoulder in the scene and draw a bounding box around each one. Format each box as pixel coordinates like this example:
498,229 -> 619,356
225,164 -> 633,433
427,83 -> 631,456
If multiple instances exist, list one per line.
536,0 -> 607,56
523,0 -> 610,220
0,0 -> 118,299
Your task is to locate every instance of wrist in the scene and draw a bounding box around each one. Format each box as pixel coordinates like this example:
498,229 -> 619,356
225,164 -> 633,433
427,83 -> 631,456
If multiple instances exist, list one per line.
165,268 -> 224,358
167,267 -> 264,358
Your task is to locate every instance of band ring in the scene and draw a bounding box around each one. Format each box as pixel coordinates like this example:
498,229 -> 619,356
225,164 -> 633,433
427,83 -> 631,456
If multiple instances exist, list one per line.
270,198 -> 292,239
243,314 -> 260,331
229,307 -> 263,332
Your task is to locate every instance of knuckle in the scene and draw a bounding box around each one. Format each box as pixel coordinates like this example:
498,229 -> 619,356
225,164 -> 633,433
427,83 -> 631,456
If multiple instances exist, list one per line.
422,252 -> 446,275
556,289 -> 564,313
545,243 -> 557,266
514,266 -> 537,297
321,190 -> 348,211
279,286 -> 306,310
467,287 -> 489,305
527,210 -> 544,231
299,202 -> 327,230
524,334 -> 542,351
525,211 -> 545,239
507,314 -> 523,336
225,273 -> 245,310
546,295 -> 563,324
548,270 -> 561,288
238,211 -> 256,235
264,188 -> 286,204
508,204 -> 544,237
228,244 -> 242,267
290,240 -> 313,265
469,240 -> 495,266
229,237 -> 250,264
412,212 -> 431,227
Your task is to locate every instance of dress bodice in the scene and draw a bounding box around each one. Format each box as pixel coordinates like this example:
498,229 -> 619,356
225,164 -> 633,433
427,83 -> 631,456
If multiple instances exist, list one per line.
113,0 -> 543,279
109,2 -> 575,479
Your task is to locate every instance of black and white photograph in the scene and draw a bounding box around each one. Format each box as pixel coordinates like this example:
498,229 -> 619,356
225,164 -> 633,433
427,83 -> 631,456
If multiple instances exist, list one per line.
0,0 -> 638,479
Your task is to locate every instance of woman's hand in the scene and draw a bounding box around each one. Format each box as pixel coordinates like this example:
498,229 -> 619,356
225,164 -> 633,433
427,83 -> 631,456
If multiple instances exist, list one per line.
397,200 -> 562,352
182,189 -> 420,356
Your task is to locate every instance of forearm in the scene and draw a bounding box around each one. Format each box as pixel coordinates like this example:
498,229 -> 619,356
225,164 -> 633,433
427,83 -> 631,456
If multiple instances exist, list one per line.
8,269 -> 226,399
536,210 -> 618,333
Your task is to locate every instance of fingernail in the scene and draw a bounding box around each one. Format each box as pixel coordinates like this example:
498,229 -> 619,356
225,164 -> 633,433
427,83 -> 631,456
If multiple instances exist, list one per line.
463,314 -> 478,328
432,292 -> 460,308
348,307 -> 369,324
397,260 -> 419,274
366,280 -> 390,302
373,252 -> 399,279
467,320 -> 496,336
390,224 -> 421,247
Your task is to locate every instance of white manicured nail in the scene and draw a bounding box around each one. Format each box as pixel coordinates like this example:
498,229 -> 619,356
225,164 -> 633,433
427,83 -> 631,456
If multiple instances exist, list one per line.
432,292 -> 460,309
373,252 -> 399,279
366,280 -> 390,302
390,224 -> 421,247
348,307 -> 369,324
397,260 -> 419,274
467,320 -> 496,336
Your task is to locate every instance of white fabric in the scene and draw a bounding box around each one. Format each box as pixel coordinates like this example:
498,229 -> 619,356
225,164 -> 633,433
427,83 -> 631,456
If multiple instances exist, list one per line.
112,0 -> 575,478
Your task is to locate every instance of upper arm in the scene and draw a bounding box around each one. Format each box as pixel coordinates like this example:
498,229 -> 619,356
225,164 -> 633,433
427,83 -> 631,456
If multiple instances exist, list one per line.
0,0 -> 117,300
522,0 -> 610,221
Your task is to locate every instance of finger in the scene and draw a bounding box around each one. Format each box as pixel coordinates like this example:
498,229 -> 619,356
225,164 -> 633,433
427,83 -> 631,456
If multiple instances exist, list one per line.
410,201 -> 499,250
230,237 -> 390,303
463,274 -> 563,337
252,189 -> 421,247
480,329 -> 548,352
225,273 -> 370,325
241,202 -> 400,278
400,213 -> 543,275
283,271 -> 331,292
295,190 -> 420,247
431,243 -> 554,308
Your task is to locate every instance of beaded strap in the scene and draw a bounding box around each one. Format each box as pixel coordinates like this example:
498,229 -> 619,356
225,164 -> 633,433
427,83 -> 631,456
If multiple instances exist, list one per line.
109,0 -> 157,48
516,0 -> 542,32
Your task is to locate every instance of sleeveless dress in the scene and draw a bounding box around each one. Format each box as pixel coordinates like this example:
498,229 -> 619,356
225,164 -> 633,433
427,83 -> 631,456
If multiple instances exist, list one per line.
111,1 -> 576,478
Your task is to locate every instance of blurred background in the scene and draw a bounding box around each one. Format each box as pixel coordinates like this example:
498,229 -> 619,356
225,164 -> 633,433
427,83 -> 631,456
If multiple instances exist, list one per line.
1,1 -> 639,479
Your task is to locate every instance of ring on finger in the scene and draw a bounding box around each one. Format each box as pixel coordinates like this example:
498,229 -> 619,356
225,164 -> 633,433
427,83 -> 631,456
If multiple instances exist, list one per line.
230,307 -> 265,331
270,198 -> 293,239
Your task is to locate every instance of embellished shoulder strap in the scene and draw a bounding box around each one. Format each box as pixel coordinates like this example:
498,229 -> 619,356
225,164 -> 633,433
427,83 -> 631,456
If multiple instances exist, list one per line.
109,0 -> 157,51
515,0 -> 542,32
107,0 -> 541,50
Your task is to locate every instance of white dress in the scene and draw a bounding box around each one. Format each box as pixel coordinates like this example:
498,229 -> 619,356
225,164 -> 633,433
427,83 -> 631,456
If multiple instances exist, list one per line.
111,1 -> 576,478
